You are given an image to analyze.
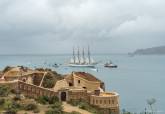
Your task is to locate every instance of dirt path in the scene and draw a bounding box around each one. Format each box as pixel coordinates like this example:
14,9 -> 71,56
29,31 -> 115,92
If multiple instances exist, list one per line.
62,102 -> 92,114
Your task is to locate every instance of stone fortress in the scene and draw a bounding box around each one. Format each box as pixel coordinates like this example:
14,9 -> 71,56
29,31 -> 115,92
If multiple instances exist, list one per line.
0,66 -> 119,114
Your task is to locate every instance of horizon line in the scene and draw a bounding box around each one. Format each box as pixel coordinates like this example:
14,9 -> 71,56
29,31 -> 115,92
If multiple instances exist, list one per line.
0,53 -> 127,56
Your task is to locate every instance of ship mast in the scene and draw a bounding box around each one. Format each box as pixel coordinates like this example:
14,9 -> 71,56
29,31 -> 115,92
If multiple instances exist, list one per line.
88,45 -> 91,64
73,47 -> 75,63
77,47 -> 80,64
82,48 -> 85,64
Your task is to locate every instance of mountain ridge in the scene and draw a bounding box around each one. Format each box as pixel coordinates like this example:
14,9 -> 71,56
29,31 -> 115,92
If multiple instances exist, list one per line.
130,46 -> 165,55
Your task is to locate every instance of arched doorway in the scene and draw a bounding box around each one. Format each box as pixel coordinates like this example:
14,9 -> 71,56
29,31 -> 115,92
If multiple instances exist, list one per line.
61,92 -> 66,101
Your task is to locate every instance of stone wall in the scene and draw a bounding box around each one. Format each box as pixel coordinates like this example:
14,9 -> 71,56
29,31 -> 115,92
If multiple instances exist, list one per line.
0,80 -> 18,90
67,89 -> 89,101
18,81 -> 58,98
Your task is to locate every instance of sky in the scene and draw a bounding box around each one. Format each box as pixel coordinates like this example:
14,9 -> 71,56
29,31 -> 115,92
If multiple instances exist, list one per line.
0,0 -> 165,54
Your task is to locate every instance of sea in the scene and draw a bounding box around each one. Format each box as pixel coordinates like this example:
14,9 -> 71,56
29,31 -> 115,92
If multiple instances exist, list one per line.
0,54 -> 164,113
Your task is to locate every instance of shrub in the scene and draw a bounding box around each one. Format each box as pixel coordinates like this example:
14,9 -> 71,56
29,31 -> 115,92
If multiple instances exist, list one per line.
42,73 -> 56,88
13,95 -> 21,101
4,100 -> 12,110
46,109 -> 59,114
78,101 -> 90,110
33,108 -> 40,113
63,111 -> 82,114
70,111 -> 81,114
0,98 -> 5,105
0,86 -> 10,97
67,100 -> 79,106
24,103 -> 38,111
3,66 -> 12,73
51,102 -> 63,111
4,109 -> 17,114
36,96 -> 59,105
11,101 -> 22,109
78,101 -> 98,114
46,102 -> 63,114
36,96 -> 49,104
48,96 -> 59,104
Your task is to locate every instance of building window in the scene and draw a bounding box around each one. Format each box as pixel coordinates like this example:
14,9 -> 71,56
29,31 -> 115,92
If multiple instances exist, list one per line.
100,100 -> 102,104
104,100 -> 106,104
83,87 -> 86,89
78,80 -> 80,84
109,100 -> 111,104
96,100 -> 98,104
69,83 -> 73,86
112,100 -> 114,104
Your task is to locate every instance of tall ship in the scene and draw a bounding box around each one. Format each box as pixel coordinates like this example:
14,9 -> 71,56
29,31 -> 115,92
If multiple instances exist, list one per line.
68,46 -> 97,67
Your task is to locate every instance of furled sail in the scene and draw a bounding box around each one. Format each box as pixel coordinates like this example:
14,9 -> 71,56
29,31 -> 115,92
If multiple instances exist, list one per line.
85,57 -> 90,64
80,57 -> 84,64
70,58 -> 74,63
75,56 -> 79,64
90,58 -> 95,64
68,46 -> 97,67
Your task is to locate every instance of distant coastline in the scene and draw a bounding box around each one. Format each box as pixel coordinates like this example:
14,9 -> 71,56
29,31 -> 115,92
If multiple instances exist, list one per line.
129,46 -> 165,55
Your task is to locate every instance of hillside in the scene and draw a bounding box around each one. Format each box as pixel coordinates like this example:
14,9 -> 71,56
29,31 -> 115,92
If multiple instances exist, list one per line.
130,46 -> 165,55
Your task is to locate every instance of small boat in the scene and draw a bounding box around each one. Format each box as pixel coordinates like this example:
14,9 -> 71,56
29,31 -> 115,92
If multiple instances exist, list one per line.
52,63 -> 59,68
104,61 -> 118,68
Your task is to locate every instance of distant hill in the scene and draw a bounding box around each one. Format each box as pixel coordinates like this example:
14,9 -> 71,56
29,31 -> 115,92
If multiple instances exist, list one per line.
130,46 -> 165,55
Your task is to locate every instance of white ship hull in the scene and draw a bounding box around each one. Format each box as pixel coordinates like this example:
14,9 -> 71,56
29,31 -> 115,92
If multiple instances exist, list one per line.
67,63 -> 96,68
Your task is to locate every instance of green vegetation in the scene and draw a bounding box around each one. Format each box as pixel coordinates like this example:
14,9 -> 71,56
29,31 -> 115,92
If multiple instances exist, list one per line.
36,96 -> 49,104
78,101 -> 98,114
0,98 -> 40,114
36,96 -> 59,105
0,86 -> 10,97
63,111 -> 81,114
46,102 -> 63,114
0,85 -> 40,114
2,66 -> 12,73
68,100 -> 99,114
24,103 -> 38,111
0,98 -> 5,105
36,68 -> 63,88
67,99 -> 79,106
42,73 -> 57,88
2,100 -> 20,114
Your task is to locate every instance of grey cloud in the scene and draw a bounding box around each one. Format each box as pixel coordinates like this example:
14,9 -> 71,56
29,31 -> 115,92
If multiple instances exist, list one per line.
0,0 -> 165,54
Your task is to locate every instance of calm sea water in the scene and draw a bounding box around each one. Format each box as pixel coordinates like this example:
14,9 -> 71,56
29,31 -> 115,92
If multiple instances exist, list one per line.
0,54 -> 164,113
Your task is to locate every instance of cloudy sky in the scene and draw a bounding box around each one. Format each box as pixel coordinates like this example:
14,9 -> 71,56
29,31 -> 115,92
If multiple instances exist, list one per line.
0,0 -> 165,54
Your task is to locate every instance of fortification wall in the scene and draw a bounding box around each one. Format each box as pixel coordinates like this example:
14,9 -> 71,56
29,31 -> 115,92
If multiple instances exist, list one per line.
18,81 -> 58,98
0,80 -> 18,90
90,92 -> 119,114
68,89 -> 89,101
